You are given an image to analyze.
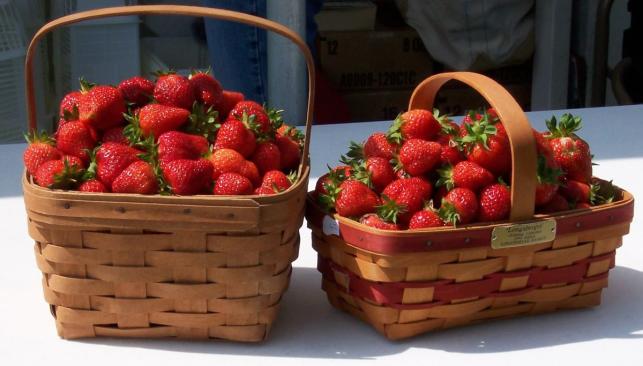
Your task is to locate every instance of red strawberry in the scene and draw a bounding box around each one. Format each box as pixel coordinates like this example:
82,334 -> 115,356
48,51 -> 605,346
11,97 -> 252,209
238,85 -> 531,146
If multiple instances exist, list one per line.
189,70 -> 223,108
154,73 -> 196,109
351,157 -> 395,193
335,180 -> 381,217
162,158 -> 213,195
102,126 -> 129,145
441,187 -> 478,225
218,90 -> 245,120
388,109 -> 440,143
359,213 -> 400,230
214,119 -> 257,157
381,177 -> 433,224
34,159 -> 82,189
55,121 -> 97,163
78,179 -> 108,193
459,116 -> 511,176
23,131 -> 61,176
545,114 -> 592,183
535,155 -> 563,206
398,139 -> 441,176
440,144 -> 464,165
134,104 -> 190,139
158,131 -> 209,163
95,142 -> 142,189
438,161 -> 494,192
112,161 -> 159,195
260,170 -> 293,193
254,186 -> 276,195
276,133 -> 301,170
251,142 -> 281,174
364,132 -> 396,160
58,91 -> 82,123
208,148 -> 246,180
559,179 -> 598,204
78,85 -> 126,131
539,193 -> 570,214
118,76 -> 154,107
314,165 -> 351,198
478,183 -> 511,222
239,160 -> 261,187
213,172 -> 253,195
408,209 -> 445,229
229,101 -> 271,134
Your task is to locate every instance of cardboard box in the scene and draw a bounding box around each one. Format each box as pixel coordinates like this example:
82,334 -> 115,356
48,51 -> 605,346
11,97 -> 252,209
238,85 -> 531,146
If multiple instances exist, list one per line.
315,1 -> 377,31
319,28 -> 433,91
434,82 -> 532,116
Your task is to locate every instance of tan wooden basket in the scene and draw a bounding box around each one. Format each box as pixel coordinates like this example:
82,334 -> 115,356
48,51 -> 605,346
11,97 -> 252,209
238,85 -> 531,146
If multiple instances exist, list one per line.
23,5 -> 315,342
306,72 -> 635,340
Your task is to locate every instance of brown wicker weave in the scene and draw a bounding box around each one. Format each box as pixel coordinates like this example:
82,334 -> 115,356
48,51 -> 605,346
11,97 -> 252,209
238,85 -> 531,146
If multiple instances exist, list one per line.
23,5 -> 315,342
306,72 -> 635,340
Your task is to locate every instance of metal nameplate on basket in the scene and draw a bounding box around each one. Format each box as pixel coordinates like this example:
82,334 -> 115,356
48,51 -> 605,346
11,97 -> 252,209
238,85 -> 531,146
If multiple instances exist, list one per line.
491,219 -> 557,249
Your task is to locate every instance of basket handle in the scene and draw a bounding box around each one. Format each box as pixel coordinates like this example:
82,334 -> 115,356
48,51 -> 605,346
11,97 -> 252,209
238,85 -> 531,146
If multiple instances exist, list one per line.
408,72 -> 537,221
24,5 -> 316,173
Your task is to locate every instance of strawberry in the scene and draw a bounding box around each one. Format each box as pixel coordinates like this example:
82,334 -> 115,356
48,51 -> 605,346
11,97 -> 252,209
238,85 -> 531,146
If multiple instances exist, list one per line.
458,115 -> 511,176
153,72 -> 196,109
58,91 -> 82,125
34,158 -> 83,189
545,114 -> 592,183
158,131 -> 209,163
441,187 -> 478,225
228,101 -> 271,135
55,121 -> 97,163
434,113 -> 464,165
398,139 -> 441,176
112,161 -> 159,194
364,132 -> 396,160
440,144 -> 464,166
78,85 -> 126,131
334,180 -> 380,217
78,179 -> 108,193
351,157 -> 395,193
387,109 -> 440,143
251,141 -> 281,174
276,133 -> 301,170
127,104 -> 190,140
23,131 -> 61,176
315,165 -> 351,198
254,186 -> 276,195
539,193 -> 570,214
535,155 -> 563,206
214,119 -> 257,158
218,90 -> 245,120
162,158 -> 213,195
478,183 -> 511,222
408,209 -> 445,229
102,126 -> 129,145
118,76 -> 154,107
559,179 -> 599,204
189,70 -> 223,108
437,161 -> 494,192
213,172 -> 253,195
208,148 -> 246,180
260,170 -> 293,193
94,142 -> 142,189
359,213 -> 400,230
239,160 -> 261,187
381,177 -> 433,224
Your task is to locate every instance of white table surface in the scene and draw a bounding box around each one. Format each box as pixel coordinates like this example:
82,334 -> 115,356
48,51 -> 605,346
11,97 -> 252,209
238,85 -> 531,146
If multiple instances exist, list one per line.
1,105 -> 643,365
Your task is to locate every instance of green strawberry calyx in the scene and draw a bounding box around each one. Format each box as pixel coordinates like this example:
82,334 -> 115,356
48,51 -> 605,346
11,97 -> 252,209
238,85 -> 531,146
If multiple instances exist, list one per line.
24,130 -> 55,145
545,113 -> 583,138
386,113 -> 405,145
339,141 -> 365,167
537,155 -> 563,185
318,165 -> 350,212
457,117 -> 497,151
436,164 -> 455,191
376,195 -> 406,224
187,102 -> 220,142
438,200 -> 460,226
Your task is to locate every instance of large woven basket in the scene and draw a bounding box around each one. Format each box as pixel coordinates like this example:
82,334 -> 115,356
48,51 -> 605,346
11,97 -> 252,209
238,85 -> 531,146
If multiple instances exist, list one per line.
23,5 -> 315,342
306,72 -> 635,340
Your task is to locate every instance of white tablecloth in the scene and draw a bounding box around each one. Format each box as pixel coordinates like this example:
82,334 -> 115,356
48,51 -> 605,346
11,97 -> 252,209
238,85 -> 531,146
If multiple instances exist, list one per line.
1,105 -> 642,365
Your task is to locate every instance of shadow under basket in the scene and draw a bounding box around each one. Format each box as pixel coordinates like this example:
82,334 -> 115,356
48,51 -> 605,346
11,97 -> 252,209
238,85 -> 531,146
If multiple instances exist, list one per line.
306,71 -> 636,340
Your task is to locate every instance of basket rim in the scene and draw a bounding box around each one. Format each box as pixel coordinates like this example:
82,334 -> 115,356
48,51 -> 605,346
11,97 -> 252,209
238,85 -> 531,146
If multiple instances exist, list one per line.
22,165 -> 309,206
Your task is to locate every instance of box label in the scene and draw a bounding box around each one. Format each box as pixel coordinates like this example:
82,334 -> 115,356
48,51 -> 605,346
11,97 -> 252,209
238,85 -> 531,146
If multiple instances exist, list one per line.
322,215 -> 340,236
491,220 -> 556,249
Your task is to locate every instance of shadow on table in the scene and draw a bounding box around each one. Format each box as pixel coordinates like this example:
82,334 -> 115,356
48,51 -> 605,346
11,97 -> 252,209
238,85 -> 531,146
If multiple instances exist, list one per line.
78,265 -> 643,358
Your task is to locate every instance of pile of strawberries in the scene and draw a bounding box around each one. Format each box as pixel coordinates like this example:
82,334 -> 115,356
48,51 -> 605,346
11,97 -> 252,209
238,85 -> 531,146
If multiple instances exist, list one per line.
23,70 -> 304,196
314,108 -> 614,230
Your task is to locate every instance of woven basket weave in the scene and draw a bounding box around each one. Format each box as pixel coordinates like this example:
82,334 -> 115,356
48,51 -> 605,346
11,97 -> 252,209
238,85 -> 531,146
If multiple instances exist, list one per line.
306,72 -> 635,340
23,5 -> 316,342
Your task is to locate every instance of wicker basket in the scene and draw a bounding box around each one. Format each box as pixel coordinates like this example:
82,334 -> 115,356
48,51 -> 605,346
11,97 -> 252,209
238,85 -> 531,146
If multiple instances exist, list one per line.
306,72 -> 635,340
23,5 -> 315,342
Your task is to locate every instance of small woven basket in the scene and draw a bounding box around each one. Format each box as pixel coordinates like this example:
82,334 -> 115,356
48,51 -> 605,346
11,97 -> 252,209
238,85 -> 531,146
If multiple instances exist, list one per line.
23,5 -> 316,342
306,72 -> 635,340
